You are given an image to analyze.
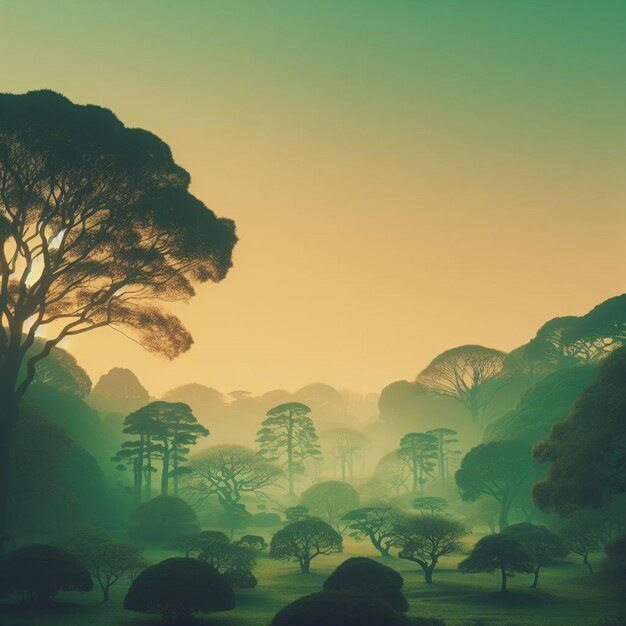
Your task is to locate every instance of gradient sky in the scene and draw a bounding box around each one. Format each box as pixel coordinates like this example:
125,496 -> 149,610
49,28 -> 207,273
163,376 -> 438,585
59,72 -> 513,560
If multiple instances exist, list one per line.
1,0 -> 625,396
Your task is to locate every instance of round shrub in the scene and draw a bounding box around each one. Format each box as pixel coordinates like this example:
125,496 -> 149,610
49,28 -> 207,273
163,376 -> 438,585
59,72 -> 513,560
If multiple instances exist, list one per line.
251,512 -> 282,527
223,568 -> 258,588
323,557 -> 408,612
0,544 -> 92,604
124,557 -> 235,620
129,496 -> 199,542
269,590 -> 406,626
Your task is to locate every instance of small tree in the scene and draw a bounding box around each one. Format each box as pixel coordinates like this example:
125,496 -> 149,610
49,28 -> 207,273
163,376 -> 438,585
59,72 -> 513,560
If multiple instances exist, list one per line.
124,557 -> 235,621
129,495 -> 199,542
412,497 -> 448,516
458,534 -> 534,592
456,440 -> 540,531
300,481 -> 360,532
502,523 -> 568,588
370,450 -> 411,497
189,444 -> 282,509
323,557 -> 408,612
559,514 -> 601,575
0,544 -> 92,604
257,402 -> 322,496
324,428 -> 369,481
285,505 -> 309,522
270,518 -> 342,573
343,505 -> 398,557
400,433 -> 438,493
218,502 -> 252,540
393,514 -> 465,583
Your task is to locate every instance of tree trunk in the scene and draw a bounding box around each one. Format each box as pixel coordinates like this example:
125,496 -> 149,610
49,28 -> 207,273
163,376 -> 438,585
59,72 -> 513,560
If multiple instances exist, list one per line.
300,557 -> 310,573
424,565 -> 434,584
498,500 -> 510,531
583,555 -> 593,575
341,458 -> 346,482
161,445 -> 170,496
501,567 -> 507,592
0,394 -> 19,554
531,566 -> 540,588
412,447 -> 418,493
145,435 -> 152,500
287,417 -> 294,496
438,436 -> 445,486
173,445 -> 179,497
103,586 -> 110,603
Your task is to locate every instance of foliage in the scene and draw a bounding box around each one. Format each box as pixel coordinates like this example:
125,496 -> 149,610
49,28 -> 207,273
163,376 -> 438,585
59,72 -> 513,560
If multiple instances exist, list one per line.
300,481 -> 360,531
533,347 -> 626,512
456,440 -> 541,531
413,497 -> 448,515
558,512 -> 602,575
323,428 -> 369,481
369,449 -> 412,497
236,534 -> 268,550
257,402 -> 322,495
189,444 -> 282,508
394,514 -> 466,583
323,557 -> 408,612
268,590 -> 407,626
427,428 -> 460,486
124,557 -> 235,620
270,518 -> 342,573
343,504 -> 399,557
252,511 -> 282,527
400,432 -> 438,492
129,495 -> 199,542
458,534 -> 534,592
0,544 -> 92,604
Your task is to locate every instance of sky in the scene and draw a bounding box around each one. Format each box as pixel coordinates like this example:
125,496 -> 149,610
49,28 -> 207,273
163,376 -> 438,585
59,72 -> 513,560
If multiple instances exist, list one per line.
1,0 -> 625,397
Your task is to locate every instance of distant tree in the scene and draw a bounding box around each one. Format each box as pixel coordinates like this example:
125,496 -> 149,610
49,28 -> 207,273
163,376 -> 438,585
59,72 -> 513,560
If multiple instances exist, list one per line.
0,544 -> 92,604
343,505 -> 398,557
458,534 -> 534,592
270,518 -> 342,573
198,540 -> 256,585
558,513 -> 602,575
323,557 -> 408,612
0,91 -> 237,551
533,347 -> 626,513
32,343 -> 92,398
218,502 -> 252,540
269,590 -> 407,626
464,497 -> 500,535
370,450 -> 411,497
236,534 -> 268,550
167,532 -> 203,558
456,440 -> 540,530
257,402 -> 322,496
300,481 -> 360,532
412,497 -> 448,516
501,523 -> 568,588
324,428 -> 369,481
129,496 -> 199,543
400,432 -> 438,493
251,511 -> 282,527
124,558 -> 235,621
416,345 -> 506,423
284,505 -> 309,522
427,428 -> 459,486
393,514 -> 466,583
194,530 -> 230,565
189,444 -> 282,509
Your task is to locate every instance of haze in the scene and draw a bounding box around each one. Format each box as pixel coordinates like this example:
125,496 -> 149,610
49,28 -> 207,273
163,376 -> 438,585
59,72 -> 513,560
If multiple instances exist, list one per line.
2,0 -> 625,396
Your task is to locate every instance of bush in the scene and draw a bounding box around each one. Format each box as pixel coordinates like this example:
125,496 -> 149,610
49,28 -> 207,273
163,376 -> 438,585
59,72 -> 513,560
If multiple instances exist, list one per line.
124,557 -> 234,620
323,557 -> 408,612
0,544 -> 92,604
129,496 -> 199,542
251,512 -> 282,527
223,568 -> 257,588
269,590 -> 406,626
236,534 -> 268,550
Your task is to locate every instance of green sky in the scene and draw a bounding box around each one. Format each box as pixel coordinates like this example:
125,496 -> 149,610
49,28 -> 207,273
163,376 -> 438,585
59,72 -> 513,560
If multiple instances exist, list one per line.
1,1 -> 625,395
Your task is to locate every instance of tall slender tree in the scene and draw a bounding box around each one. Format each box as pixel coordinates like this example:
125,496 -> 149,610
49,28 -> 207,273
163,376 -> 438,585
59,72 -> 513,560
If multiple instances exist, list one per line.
256,402 -> 321,496
399,433 -> 438,493
0,91 -> 236,550
427,428 -> 459,486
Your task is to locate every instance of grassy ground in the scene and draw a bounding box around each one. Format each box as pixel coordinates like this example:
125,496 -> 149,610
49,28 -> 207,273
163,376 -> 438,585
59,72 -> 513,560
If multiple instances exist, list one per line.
0,535 -> 623,626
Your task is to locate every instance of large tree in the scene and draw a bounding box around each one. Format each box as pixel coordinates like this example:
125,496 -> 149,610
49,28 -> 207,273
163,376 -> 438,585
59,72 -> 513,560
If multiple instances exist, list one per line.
0,90 -> 237,550
416,345 -> 506,423
257,402 -> 321,496
399,432 -> 438,493
343,505 -> 398,557
189,444 -> 282,509
300,481 -> 360,532
456,440 -> 540,531
533,347 -> 626,513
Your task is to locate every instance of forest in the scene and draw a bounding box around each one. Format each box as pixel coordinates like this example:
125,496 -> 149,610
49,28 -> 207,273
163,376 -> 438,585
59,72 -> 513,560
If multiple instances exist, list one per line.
1,3 -> 625,625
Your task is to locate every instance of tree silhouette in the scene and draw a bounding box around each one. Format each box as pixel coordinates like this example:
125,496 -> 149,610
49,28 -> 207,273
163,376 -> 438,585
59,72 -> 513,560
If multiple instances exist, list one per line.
343,505 -> 398,557
399,432 -> 438,493
0,90 -> 237,550
427,428 -> 459,486
416,345 -> 506,423
300,481 -> 360,532
324,428 -> 369,481
257,402 -> 321,496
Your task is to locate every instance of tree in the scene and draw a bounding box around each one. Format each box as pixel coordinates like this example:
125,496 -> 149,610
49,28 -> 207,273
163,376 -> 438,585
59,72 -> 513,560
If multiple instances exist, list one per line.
416,345 -> 506,423
189,444 -> 282,509
393,514 -> 465,583
369,450 -> 411,497
458,534 -> 534,592
533,347 -> 626,513
0,544 -> 92,604
601,534 -> 626,581
129,495 -> 199,542
501,523 -> 568,588
324,428 -> 369,481
124,557 -> 235,621
218,502 -> 252,540
268,590 -> 407,626
343,505 -> 398,557
323,557 -> 408,612
427,428 -> 459,486
270,518 -> 342,573
400,432 -> 438,493
558,513 -> 602,575
0,90 -> 237,550
284,505 -> 309,522
412,497 -> 448,516
257,402 -> 322,496
300,481 -> 360,532
456,440 -> 540,531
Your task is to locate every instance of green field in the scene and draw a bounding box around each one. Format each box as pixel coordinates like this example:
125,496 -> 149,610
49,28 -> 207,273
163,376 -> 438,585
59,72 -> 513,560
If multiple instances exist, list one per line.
0,535 -> 622,626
